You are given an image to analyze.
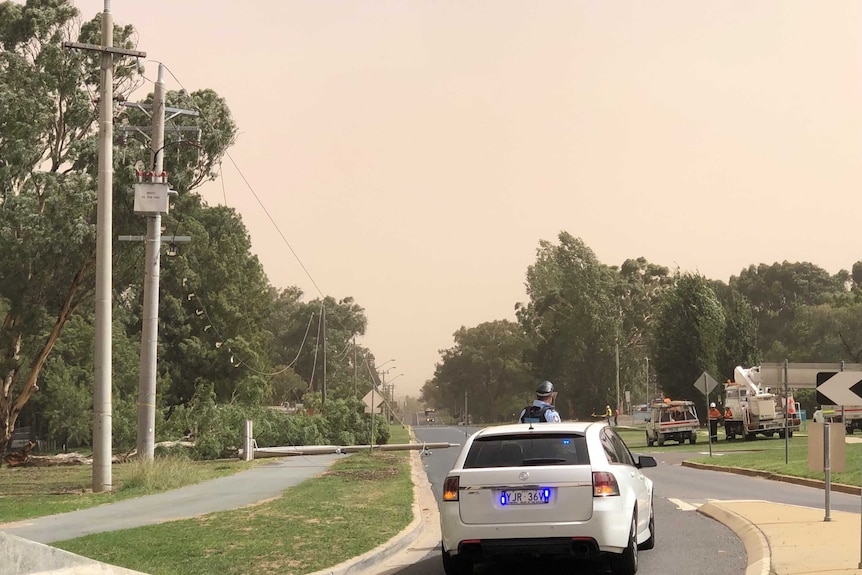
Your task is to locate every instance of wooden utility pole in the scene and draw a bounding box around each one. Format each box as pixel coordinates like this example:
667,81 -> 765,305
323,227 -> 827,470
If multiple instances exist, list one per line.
65,1 -> 146,492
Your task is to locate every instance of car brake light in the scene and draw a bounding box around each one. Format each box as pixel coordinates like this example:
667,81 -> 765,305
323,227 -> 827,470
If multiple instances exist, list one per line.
443,476 -> 460,501
592,471 -> 620,497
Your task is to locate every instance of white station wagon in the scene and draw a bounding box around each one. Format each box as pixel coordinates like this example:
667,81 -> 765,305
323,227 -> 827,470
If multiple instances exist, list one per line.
440,421 -> 657,575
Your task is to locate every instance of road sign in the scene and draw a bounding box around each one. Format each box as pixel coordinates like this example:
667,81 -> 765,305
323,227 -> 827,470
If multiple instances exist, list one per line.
758,362 -> 862,389
816,372 -> 862,406
693,372 -> 719,396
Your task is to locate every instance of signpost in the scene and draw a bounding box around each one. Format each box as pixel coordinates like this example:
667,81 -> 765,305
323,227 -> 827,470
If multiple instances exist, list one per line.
813,367 -> 862,566
693,372 -> 719,456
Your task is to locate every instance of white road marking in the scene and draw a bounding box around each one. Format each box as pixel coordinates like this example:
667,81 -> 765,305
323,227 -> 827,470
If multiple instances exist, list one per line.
668,498 -> 700,511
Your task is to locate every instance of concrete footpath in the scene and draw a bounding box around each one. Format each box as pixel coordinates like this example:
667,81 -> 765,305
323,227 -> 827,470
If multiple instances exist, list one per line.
3,444 -> 862,575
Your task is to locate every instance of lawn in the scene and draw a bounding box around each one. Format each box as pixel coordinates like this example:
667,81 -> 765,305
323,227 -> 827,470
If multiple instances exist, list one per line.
51,426 -> 414,575
616,424 -> 862,488
0,457 -> 258,523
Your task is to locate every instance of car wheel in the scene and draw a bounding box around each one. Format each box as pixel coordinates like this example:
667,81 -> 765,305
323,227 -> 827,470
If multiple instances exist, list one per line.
646,432 -> 653,447
657,434 -> 664,447
610,511 -> 639,575
639,498 -> 655,551
442,548 -> 473,575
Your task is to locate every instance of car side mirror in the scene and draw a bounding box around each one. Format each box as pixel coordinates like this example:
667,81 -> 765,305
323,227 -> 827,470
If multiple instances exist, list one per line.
636,455 -> 657,469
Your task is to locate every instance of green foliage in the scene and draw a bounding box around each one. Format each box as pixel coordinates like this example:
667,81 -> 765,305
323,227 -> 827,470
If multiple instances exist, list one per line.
423,320 -> 532,423
268,292 -> 370,401
772,303 -> 862,363
730,262 -> 847,360
716,290 -> 759,382
161,387 -> 386,458
652,272 -> 725,415
517,232 -> 620,418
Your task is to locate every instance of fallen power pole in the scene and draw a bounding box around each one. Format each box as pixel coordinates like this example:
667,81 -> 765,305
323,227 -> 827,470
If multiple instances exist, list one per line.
247,442 -> 460,459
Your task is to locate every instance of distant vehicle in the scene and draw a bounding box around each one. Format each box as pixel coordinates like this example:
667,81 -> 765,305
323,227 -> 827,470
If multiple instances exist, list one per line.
440,421 -> 656,575
724,366 -> 800,440
645,400 -> 699,446
632,404 -> 650,423
813,404 -> 862,434
425,407 -> 436,424
812,408 -> 840,425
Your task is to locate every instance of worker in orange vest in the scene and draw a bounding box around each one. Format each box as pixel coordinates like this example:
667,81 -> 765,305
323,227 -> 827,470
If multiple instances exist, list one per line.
708,402 -> 722,442
724,405 -> 734,440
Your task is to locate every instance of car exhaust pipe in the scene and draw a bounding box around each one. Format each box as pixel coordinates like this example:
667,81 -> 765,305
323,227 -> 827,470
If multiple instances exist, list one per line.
570,539 -> 596,558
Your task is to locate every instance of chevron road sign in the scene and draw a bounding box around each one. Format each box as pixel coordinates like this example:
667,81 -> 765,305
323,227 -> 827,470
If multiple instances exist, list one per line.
816,371 -> 862,406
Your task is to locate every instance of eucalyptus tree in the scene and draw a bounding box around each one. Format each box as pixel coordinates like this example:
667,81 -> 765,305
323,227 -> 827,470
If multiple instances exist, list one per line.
612,257 -> 673,409
652,273 -> 725,415
771,303 -> 862,364
156,201 -> 272,408
0,0 -> 244,452
422,320 -> 532,423
267,292 -> 369,401
516,232 -> 619,419
729,261 -> 846,360
715,290 -> 759,383
0,1 -> 141,453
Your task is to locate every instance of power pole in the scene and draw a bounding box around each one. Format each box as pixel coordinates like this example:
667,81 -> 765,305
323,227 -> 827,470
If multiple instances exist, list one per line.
65,1 -> 146,492
127,64 -> 196,460
322,306 -> 327,403
645,357 -> 650,405
352,336 -> 357,398
137,64 -> 166,461
615,340 -> 620,419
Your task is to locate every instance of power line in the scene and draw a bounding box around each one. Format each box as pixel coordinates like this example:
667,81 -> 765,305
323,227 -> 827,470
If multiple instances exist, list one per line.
159,63 -> 325,298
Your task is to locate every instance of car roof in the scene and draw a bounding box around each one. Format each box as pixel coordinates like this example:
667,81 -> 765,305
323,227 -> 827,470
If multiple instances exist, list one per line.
470,421 -> 603,439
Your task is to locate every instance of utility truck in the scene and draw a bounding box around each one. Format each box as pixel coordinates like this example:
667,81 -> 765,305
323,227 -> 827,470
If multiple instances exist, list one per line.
813,405 -> 862,434
645,399 -> 699,446
723,365 -> 800,440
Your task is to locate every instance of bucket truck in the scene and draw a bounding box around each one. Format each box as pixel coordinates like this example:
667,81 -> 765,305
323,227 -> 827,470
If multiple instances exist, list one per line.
723,365 -> 800,440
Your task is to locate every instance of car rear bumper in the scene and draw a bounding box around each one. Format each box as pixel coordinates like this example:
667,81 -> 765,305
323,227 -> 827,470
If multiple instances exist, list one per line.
440,501 -> 631,558
453,536 -> 601,561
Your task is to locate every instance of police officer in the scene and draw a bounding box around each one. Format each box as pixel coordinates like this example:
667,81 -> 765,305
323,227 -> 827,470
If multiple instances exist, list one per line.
519,381 -> 562,423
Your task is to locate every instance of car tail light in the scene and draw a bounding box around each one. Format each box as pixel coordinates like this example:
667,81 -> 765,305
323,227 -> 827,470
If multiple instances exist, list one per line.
592,471 -> 620,497
443,476 -> 460,501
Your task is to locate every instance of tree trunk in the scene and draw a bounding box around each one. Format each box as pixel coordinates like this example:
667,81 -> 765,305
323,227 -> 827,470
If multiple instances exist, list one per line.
0,257 -> 93,454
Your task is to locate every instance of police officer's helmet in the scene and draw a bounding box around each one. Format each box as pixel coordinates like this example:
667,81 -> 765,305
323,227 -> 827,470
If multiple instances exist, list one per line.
536,381 -> 555,397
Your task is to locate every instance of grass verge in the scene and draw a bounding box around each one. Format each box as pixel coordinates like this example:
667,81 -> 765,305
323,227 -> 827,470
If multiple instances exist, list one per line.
52,426 -> 414,575
616,425 -> 861,487
0,458 -> 257,523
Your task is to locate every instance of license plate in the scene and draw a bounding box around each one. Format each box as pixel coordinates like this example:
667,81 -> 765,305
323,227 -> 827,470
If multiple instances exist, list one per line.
499,488 -> 551,505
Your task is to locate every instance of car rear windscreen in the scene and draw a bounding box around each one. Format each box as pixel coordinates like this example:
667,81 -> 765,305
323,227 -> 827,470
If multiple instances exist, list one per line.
463,433 -> 589,468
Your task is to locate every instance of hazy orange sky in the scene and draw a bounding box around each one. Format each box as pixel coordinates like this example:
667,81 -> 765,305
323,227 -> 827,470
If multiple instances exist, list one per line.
72,1 -> 862,401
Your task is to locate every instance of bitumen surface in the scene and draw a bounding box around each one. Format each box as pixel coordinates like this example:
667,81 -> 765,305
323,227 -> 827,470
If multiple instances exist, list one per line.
2,439 -> 862,575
